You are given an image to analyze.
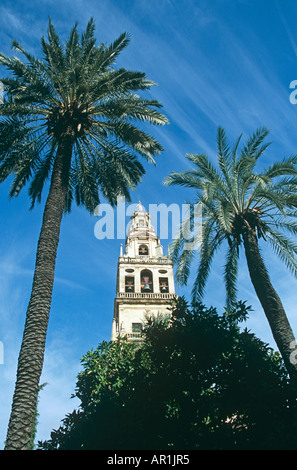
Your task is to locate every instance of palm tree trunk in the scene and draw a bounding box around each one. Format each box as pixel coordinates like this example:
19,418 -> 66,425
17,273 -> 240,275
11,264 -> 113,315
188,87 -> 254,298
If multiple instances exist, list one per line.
242,227 -> 297,384
5,130 -> 74,450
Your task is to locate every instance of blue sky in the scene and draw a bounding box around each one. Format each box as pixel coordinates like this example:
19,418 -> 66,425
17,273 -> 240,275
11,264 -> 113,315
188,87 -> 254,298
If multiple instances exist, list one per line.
1,0 -> 297,447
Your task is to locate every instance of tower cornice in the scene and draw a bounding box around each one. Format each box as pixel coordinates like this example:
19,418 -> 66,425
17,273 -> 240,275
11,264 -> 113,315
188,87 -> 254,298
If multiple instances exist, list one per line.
118,256 -> 173,265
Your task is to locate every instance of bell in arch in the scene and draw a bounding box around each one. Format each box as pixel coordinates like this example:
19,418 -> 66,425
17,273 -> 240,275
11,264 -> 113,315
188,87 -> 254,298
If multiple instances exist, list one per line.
142,276 -> 151,292
159,278 -> 169,293
141,270 -> 153,293
125,277 -> 134,293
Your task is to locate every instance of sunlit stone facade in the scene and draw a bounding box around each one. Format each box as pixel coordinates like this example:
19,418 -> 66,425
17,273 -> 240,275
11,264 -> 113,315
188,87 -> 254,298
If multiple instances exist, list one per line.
111,202 -> 176,342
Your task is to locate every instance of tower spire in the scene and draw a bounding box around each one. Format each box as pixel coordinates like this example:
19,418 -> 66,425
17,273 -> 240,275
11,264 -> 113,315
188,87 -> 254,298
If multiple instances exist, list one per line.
111,205 -> 176,342
137,199 -> 143,212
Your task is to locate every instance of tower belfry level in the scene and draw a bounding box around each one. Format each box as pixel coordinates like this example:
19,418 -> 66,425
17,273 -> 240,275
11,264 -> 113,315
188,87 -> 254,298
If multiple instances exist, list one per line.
111,202 -> 176,342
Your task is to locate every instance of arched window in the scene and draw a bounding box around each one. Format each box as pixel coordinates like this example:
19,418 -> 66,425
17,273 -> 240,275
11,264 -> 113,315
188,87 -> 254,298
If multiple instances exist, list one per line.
139,244 -> 149,256
125,276 -> 134,293
159,277 -> 169,293
141,269 -> 153,293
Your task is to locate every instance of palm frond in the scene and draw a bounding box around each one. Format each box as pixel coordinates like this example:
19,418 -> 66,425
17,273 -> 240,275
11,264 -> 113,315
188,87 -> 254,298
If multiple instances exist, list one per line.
216,126 -> 232,182
101,32 -> 131,68
29,140 -> 57,208
235,127 -> 271,180
164,170 -> 203,190
191,221 -> 224,301
262,154 -> 297,179
175,248 -> 195,286
42,18 -> 65,72
265,227 -> 297,278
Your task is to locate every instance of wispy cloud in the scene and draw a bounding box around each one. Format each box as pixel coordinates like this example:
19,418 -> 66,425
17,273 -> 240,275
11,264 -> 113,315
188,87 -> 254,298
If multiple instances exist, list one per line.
0,6 -> 28,35
36,337 -> 81,444
274,0 -> 297,59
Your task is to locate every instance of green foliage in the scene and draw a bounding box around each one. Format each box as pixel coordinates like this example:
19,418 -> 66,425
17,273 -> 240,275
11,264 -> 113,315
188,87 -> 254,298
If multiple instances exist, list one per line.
75,339 -> 137,409
164,127 -> 297,307
0,18 -> 168,212
38,298 -> 297,450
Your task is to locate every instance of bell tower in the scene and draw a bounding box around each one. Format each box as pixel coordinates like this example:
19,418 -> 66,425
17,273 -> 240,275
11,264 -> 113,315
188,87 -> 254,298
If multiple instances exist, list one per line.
111,202 -> 176,342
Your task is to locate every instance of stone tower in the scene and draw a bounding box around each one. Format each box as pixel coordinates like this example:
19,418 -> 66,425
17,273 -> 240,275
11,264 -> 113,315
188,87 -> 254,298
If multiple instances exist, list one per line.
111,202 -> 176,342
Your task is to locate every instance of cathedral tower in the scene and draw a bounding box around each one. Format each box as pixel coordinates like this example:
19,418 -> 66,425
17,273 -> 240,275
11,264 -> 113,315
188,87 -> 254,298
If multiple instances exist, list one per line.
111,202 -> 176,342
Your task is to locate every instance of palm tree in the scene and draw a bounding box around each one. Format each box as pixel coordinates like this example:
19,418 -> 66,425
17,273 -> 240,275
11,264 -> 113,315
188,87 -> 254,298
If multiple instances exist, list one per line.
165,127 -> 297,383
0,18 -> 168,450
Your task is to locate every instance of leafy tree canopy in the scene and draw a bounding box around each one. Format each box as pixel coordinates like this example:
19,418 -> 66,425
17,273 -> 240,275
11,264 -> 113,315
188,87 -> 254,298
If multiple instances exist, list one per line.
38,298 -> 297,450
